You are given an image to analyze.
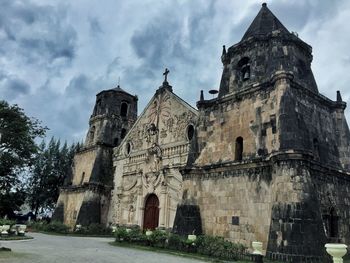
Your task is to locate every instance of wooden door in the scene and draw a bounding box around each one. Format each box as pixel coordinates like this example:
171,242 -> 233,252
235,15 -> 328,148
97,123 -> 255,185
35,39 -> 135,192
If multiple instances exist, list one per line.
143,194 -> 159,230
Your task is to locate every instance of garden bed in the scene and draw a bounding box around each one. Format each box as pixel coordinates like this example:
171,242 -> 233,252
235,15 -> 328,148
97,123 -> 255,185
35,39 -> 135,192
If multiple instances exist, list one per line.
113,227 -> 249,262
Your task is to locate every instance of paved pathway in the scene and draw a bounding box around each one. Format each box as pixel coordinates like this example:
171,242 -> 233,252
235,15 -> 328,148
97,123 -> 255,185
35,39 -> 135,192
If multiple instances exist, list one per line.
0,233 -> 206,263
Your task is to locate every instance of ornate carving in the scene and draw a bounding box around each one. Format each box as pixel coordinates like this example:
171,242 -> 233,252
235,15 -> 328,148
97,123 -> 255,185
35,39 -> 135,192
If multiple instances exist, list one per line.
123,175 -> 137,191
173,111 -> 196,139
142,171 -> 164,191
127,205 -> 135,224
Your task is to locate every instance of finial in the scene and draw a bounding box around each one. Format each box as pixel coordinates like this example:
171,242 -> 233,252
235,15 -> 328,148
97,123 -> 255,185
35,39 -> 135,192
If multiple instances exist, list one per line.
200,90 -> 204,101
262,3 -> 267,7
337,91 -> 343,102
163,68 -> 170,83
118,76 -> 120,86
222,45 -> 226,56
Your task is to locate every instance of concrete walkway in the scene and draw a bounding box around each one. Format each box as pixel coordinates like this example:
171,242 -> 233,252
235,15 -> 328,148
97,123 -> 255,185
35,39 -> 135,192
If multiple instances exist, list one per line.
0,232 -> 206,263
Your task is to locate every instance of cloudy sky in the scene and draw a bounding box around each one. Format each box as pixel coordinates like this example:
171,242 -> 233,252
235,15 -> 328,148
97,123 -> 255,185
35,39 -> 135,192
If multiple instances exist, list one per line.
1,0 -> 350,143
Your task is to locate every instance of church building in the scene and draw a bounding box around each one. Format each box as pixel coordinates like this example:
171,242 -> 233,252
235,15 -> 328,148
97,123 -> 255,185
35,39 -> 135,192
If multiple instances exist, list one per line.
54,3 -> 350,261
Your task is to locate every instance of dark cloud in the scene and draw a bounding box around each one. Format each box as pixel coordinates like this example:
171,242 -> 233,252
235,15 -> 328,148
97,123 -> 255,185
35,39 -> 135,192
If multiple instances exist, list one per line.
0,72 -> 31,100
130,1 -> 215,70
0,0 -> 349,144
0,0 -> 77,66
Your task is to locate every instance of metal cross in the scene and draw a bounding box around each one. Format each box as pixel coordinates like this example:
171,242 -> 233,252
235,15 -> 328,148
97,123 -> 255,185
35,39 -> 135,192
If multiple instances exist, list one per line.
163,68 -> 169,82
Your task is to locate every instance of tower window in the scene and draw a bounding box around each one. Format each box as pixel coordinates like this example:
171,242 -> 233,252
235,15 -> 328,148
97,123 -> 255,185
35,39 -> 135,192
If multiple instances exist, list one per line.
235,137 -> 243,161
323,207 -> 339,239
237,57 -> 250,81
80,172 -> 85,185
121,128 -> 127,139
90,126 -> 95,142
125,142 -> 132,156
121,102 -> 128,117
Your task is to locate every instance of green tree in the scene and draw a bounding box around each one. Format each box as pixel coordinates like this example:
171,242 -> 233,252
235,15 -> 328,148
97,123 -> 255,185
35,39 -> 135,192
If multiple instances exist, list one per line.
0,100 -> 47,217
27,137 -> 78,216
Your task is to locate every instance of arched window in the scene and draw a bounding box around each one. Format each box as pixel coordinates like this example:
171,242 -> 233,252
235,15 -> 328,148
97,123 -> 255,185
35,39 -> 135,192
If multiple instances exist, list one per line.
323,207 -> 339,239
329,208 -> 339,238
125,142 -> 131,156
121,128 -> 127,139
237,57 -> 250,81
235,137 -> 243,161
120,102 -> 128,117
187,124 -> 195,141
90,126 -> 95,142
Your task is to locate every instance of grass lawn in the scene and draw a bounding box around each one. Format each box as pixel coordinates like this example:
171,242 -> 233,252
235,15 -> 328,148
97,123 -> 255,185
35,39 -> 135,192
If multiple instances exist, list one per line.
0,251 -> 34,261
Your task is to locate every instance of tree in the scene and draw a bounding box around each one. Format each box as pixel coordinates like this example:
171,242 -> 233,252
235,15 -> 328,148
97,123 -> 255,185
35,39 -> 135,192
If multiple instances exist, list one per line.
0,100 -> 47,217
27,137 -> 79,216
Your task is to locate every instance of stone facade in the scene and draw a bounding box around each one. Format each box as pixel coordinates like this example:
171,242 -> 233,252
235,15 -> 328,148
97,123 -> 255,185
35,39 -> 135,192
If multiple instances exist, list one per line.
107,81 -> 198,229
53,3 -> 350,261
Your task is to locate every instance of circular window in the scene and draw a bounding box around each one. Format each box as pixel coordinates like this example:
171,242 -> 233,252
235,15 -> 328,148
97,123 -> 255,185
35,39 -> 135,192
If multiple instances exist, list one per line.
186,124 -> 195,141
125,142 -> 132,156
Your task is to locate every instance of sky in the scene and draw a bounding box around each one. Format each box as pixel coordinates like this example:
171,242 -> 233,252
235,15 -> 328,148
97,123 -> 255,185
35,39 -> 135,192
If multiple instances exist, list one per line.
1,0 -> 350,144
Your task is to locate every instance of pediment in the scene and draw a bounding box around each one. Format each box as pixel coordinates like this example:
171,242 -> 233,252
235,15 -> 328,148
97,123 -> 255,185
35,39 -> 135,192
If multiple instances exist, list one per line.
115,88 -> 198,159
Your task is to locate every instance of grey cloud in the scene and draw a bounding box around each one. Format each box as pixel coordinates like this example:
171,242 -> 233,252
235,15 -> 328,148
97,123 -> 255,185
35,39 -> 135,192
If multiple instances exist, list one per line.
0,73 -> 31,100
130,1 -> 215,70
0,0 -> 77,65
89,17 -> 104,35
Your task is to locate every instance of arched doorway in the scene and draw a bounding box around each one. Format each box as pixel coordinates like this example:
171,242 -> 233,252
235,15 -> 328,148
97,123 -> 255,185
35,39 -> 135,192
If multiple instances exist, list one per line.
143,194 -> 159,230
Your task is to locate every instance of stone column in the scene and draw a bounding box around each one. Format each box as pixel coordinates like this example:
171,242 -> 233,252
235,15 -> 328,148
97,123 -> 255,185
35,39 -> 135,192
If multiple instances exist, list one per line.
159,181 -> 168,228
136,186 -> 144,227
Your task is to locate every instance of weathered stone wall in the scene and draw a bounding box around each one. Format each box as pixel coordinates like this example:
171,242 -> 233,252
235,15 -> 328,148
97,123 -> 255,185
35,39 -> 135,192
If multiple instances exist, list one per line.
72,148 -> 98,186
182,157 -> 339,260
266,158 -> 326,261
279,83 -> 350,169
311,165 -> 350,244
182,163 -> 273,248
195,75 -> 290,166
54,190 -> 85,227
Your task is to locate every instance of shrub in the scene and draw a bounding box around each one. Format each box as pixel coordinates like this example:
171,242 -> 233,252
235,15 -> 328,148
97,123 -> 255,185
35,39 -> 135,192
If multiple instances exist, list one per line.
148,230 -> 168,248
115,227 -> 129,242
0,218 -> 16,226
44,221 -> 70,233
86,223 -> 111,235
167,233 -> 185,250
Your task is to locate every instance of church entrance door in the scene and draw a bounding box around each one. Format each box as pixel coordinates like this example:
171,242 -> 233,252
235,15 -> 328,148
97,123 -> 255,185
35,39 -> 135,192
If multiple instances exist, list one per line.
143,194 -> 159,230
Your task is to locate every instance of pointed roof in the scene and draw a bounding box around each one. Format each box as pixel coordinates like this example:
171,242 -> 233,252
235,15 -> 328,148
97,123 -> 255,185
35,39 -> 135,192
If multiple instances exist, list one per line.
242,3 -> 290,41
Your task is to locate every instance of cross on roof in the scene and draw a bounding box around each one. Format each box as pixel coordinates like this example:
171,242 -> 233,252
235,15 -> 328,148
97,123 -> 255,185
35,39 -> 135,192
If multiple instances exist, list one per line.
163,68 -> 169,83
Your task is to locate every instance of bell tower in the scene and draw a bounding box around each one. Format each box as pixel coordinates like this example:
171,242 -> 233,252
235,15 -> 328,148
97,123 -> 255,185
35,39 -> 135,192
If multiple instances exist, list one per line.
86,85 -> 138,148
219,2 -> 318,97
53,85 -> 137,227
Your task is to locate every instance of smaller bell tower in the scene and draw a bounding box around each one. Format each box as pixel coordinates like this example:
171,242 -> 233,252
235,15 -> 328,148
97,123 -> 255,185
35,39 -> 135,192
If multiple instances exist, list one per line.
87,85 -> 138,148
53,85 -> 137,227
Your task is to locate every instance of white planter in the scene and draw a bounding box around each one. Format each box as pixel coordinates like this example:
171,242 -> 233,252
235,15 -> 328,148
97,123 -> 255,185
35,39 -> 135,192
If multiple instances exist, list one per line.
145,230 -> 153,236
188,235 -> 197,241
252,241 -> 263,255
325,243 -> 348,263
